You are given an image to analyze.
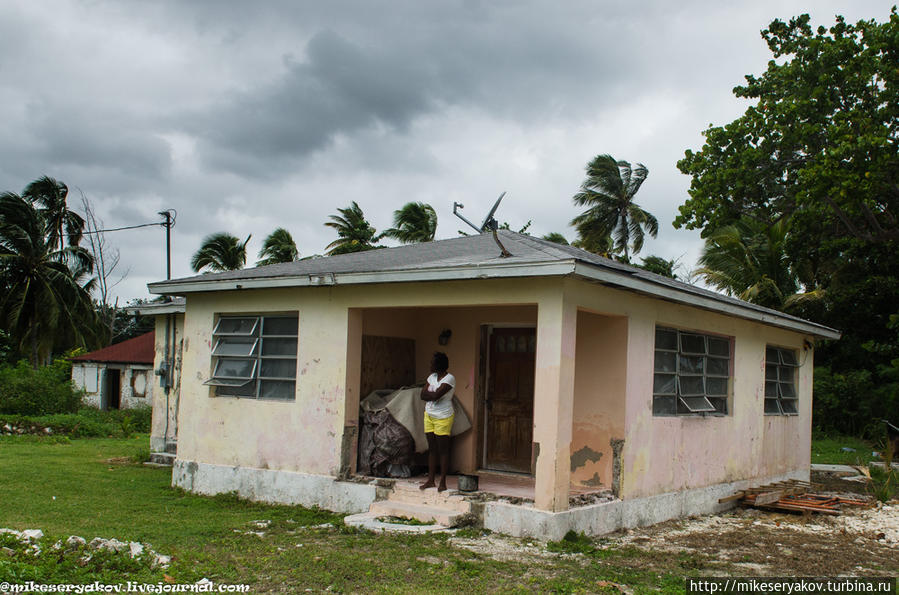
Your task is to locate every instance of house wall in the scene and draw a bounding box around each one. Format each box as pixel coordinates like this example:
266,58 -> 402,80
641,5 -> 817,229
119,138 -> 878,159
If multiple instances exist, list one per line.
151,314 -> 185,453
570,311 -> 627,490
73,362 -> 153,411
562,278 -> 813,500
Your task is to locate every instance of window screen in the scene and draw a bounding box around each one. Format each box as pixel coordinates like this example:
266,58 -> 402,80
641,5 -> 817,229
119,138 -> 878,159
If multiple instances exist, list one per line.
765,346 -> 799,415
205,314 -> 298,400
653,327 -> 731,416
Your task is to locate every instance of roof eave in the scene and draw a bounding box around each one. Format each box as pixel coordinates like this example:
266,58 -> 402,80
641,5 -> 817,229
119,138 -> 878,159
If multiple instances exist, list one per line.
572,262 -> 841,340
147,260 -> 578,295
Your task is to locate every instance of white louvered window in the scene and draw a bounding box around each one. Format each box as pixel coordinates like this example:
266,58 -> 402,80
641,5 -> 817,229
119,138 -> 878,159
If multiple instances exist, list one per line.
204,314 -> 298,400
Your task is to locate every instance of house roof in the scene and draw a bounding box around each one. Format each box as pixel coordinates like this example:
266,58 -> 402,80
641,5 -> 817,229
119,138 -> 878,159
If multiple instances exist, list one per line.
148,231 -> 840,339
70,331 -> 156,365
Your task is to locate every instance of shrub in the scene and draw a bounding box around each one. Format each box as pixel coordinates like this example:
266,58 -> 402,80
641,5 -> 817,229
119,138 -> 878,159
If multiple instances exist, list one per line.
0,406 -> 152,438
0,357 -> 83,415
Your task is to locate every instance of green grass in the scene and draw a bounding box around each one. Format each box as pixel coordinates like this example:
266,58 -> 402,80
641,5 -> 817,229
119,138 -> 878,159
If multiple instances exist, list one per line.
811,434 -> 878,465
0,435 -> 690,592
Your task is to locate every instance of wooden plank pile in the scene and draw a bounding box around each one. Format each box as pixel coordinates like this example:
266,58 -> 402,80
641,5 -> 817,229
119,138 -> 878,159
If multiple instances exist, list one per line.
719,480 -> 870,515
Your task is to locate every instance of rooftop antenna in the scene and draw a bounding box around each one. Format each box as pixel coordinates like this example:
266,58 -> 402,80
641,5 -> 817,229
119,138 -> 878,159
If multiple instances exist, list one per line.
453,192 -> 512,257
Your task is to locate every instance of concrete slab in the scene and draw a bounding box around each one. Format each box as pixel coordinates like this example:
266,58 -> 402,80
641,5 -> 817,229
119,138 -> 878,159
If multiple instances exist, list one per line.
369,501 -> 464,526
344,512 -> 451,534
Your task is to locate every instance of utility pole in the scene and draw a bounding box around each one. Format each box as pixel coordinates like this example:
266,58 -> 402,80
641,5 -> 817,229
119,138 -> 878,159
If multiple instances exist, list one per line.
159,210 -> 173,280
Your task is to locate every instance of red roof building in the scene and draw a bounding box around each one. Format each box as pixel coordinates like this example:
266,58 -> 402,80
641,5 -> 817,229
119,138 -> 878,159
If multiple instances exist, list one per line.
71,331 -> 155,365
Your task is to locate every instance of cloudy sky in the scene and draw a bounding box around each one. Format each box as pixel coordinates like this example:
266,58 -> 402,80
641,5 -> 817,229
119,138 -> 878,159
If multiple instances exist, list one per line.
0,1 -> 892,302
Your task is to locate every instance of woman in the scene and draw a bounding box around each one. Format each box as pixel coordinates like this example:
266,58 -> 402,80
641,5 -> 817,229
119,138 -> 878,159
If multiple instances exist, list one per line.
419,351 -> 455,491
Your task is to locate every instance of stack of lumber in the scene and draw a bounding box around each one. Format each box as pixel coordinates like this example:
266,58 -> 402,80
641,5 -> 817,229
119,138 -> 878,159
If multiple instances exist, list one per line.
719,480 -> 870,515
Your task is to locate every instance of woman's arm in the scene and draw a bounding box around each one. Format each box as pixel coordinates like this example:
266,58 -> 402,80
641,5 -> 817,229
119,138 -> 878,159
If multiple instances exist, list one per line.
420,382 -> 453,402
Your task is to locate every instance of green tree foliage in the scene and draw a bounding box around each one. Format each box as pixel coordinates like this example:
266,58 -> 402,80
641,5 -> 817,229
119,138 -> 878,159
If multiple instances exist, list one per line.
191,233 -> 251,272
0,356 -> 82,415
676,11 -> 899,435
324,202 -> 379,255
0,191 -> 101,367
541,232 -> 569,245
380,202 -> 437,244
676,11 -> 898,243
256,228 -> 299,266
572,154 -> 658,262
22,176 -> 85,251
695,218 -> 822,310
637,255 -> 679,279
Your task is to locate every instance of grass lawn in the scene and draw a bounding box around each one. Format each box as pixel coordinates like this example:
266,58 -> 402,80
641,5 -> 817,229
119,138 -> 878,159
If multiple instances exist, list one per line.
0,435 -> 691,593
811,434 -> 879,466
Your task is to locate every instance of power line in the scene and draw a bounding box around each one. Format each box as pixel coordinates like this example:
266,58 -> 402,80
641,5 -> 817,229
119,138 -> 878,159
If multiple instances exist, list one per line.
81,221 -> 165,234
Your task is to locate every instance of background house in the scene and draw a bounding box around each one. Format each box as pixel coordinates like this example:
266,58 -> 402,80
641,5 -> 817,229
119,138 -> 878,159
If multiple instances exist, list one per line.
148,231 -> 839,538
71,332 -> 156,411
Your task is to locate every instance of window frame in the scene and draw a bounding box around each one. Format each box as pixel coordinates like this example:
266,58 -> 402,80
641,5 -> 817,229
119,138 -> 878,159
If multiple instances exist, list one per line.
204,313 -> 298,401
652,326 -> 732,417
764,345 -> 799,416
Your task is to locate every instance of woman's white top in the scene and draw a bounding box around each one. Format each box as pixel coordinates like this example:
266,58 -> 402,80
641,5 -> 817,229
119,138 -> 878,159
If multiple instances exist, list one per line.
424,372 -> 456,419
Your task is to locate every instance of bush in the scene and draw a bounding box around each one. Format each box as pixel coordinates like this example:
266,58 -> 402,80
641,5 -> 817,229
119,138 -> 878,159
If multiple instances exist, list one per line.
813,366 -> 898,438
0,406 -> 152,438
0,357 -> 83,415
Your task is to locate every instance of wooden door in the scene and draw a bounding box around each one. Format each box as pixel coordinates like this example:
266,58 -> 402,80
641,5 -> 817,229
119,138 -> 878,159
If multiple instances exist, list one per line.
485,327 -> 536,473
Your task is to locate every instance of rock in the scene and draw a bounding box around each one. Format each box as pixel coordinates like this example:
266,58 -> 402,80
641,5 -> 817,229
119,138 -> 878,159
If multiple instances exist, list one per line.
0,528 -> 21,538
104,538 -> 128,553
44,427 -> 52,434
66,535 -> 86,549
2,423 -> 11,432
21,529 -> 43,542
252,520 -> 271,529
152,553 -> 171,568
129,542 -> 144,558
89,537 -> 108,550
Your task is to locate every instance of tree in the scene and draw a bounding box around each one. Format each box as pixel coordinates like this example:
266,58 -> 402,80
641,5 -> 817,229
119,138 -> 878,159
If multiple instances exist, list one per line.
257,228 -> 299,266
380,202 -> 437,244
324,202 -> 379,255
22,176 -> 85,251
638,255 -> 679,279
571,154 -> 658,262
694,218 -> 820,310
0,192 -> 100,367
675,11 -> 899,244
191,233 -> 251,272
541,232 -> 569,245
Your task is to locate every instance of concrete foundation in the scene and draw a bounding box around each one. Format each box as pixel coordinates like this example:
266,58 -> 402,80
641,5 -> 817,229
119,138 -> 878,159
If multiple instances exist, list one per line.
172,459 -> 377,514
483,469 -> 808,540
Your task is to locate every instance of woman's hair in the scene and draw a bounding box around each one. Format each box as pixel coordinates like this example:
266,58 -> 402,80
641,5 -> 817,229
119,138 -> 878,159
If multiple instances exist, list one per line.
432,351 -> 449,372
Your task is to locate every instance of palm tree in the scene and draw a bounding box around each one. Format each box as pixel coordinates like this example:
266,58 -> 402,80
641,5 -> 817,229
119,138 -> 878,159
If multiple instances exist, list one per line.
571,155 -> 658,262
696,218 -> 819,311
0,192 -> 100,366
638,255 -> 679,279
191,232 -> 251,272
380,202 -> 437,244
541,232 -> 569,245
22,176 -> 85,251
257,228 -> 299,266
324,202 -> 379,255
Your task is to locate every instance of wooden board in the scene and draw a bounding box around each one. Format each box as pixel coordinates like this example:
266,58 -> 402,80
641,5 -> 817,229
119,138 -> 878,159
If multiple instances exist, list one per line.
360,335 -> 416,399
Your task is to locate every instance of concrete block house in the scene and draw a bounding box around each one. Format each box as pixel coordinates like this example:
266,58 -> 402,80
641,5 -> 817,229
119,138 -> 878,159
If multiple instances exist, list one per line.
146,231 -> 838,538
71,332 -> 156,412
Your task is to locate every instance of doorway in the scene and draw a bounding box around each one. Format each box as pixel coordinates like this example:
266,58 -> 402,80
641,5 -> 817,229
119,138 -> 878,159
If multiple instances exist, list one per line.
104,369 -> 121,410
483,326 -> 536,473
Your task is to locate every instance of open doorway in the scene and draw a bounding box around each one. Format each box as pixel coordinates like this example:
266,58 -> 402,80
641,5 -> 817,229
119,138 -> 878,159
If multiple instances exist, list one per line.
104,369 -> 121,410
482,326 -> 536,473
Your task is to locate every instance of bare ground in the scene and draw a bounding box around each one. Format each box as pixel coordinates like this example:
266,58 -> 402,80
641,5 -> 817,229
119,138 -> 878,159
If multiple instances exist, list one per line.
451,474 -> 899,578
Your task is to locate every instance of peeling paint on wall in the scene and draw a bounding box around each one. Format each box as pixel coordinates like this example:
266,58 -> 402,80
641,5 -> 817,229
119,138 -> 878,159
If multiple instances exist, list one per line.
582,472 -> 603,487
610,438 -> 624,497
570,445 -> 603,472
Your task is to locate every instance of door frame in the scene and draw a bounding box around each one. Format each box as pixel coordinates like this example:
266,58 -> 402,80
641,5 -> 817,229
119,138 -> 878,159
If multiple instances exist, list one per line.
476,323 -> 537,474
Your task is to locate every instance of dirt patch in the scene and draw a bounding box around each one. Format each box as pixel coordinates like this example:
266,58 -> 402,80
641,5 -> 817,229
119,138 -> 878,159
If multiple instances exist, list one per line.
450,476 -> 899,577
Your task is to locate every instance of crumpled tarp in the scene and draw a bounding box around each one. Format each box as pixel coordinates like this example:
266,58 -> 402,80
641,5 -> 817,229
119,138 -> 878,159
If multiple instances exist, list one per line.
361,386 -> 472,454
357,406 -> 414,477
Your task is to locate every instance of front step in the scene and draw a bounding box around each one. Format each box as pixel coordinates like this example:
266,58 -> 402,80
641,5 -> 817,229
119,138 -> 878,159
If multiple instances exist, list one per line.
368,500 -> 465,527
388,482 -> 472,513
147,452 -> 175,466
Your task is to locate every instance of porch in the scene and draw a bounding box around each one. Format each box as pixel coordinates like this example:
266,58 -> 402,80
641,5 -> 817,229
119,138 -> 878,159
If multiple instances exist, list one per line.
341,292 -> 628,513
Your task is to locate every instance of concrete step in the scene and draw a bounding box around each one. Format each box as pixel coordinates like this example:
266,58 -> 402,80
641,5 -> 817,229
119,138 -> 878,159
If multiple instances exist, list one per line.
148,452 -> 175,466
344,512 -> 450,534
369,500 -> 465,527
389,482 -> 471,513
164,441 -> 178,455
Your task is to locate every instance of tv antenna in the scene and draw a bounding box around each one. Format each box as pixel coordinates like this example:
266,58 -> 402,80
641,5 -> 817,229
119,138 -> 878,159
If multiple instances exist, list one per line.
453,192 -> 512,257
